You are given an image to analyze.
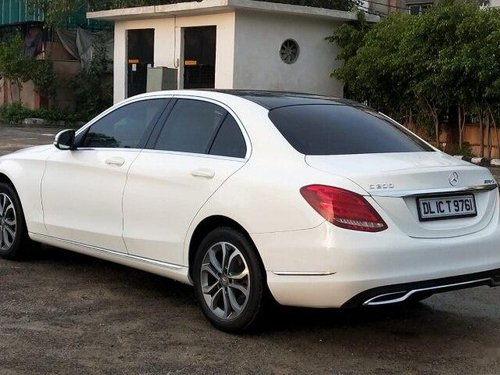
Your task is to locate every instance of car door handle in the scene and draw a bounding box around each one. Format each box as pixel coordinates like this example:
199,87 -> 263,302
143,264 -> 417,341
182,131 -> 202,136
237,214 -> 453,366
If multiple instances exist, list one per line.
105,157 -> 126,167
191,168 -> 215,179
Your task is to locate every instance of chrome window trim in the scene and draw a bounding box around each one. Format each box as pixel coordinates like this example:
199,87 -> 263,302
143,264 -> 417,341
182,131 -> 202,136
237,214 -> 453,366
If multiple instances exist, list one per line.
73,93 -> 252,160
74,147 -> 142,153
139,148 -> 248,162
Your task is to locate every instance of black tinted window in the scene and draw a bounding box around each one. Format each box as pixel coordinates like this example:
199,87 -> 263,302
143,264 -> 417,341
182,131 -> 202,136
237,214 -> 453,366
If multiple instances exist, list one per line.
209,115 -> 247,158
83,99 -> 165,148
155,99 -> 226,154
269,105 -> 433,155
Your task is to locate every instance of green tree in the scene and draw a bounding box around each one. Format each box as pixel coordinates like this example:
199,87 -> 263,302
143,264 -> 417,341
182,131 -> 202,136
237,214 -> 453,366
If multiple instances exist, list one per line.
328,13 -> 418,121
29,0 -> 361,25
31,59 -> 57,98
93,0 -> 361,11
71,33 -> 113,120
328,0 -> 500,151
0,33 -> 56,104
28,0 -> 85,27
0,34 -> 31,102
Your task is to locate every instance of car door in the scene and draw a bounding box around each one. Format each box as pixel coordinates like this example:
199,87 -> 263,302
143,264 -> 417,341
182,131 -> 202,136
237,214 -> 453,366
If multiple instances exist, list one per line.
123,97 -> 249,265
41,98 -> 168,251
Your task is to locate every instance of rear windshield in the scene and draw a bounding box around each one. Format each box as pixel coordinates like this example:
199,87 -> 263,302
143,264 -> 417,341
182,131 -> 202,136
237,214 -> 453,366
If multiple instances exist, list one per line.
268,105 -> 433,155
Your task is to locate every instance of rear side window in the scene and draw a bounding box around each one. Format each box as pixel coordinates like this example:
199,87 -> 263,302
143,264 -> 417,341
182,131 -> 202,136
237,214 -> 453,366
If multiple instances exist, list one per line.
209,115 -> 247,158
268,105 -> 433,155
155,99 -> 226,154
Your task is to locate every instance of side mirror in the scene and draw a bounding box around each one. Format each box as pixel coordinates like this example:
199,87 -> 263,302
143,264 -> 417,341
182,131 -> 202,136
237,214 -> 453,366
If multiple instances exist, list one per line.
54,129 -> 76,151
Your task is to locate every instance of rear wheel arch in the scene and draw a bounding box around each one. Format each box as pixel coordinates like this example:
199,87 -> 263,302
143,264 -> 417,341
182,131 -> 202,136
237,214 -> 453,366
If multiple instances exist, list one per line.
188,215 -> 265,281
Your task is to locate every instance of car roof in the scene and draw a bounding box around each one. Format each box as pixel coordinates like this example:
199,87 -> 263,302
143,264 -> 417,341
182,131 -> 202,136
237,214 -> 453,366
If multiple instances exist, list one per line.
127,90 -> 365,111
211,90 -> 362,110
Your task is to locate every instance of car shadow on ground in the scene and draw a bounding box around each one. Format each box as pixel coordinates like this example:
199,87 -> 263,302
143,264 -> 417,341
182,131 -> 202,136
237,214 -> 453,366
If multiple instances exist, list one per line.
20,245 -> 494,338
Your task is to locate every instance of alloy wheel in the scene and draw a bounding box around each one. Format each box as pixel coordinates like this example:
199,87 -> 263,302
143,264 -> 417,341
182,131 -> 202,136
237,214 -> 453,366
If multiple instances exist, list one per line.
0,193 -> 17,251
200,241 -> 250,320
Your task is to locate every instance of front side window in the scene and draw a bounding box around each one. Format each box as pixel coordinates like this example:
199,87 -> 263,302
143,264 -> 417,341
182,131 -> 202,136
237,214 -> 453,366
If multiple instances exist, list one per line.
269,104 -> 433,156
82,99 -> 166,149
155,99 -> 227,154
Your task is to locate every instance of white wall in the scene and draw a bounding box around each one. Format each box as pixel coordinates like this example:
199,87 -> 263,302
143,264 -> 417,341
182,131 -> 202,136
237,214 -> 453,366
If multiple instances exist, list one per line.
113,12 -> 235,103
233,11 -> 344,97
175,13 -> 236,91
112,10 -> 345,102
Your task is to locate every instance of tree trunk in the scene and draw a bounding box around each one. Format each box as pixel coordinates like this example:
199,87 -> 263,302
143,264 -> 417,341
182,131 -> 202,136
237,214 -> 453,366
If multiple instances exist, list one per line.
8,80 -> 14,103
421,98 -> 440,148
458,106 -> 463,149
488,107 -> 500,159
16,81 -> 22,103
479,109 -> 484,158
434,111 -> 440,148
486,113 -> 491,159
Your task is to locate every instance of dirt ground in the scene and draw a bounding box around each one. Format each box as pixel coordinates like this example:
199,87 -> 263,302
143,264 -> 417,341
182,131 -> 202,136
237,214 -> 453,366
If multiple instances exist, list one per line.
1,126 -> 499,375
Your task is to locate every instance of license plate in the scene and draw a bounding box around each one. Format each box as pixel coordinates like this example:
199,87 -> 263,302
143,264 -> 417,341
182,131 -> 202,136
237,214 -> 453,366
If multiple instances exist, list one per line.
417,194 -> 477,221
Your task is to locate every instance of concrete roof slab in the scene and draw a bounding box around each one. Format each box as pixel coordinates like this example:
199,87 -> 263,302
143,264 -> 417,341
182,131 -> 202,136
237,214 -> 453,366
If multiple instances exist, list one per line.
87,0 -> 379,22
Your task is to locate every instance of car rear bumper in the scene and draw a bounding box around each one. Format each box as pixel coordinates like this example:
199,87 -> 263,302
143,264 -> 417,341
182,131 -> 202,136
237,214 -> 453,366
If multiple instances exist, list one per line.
342,268 -> 500,308
253,218 -> 500,308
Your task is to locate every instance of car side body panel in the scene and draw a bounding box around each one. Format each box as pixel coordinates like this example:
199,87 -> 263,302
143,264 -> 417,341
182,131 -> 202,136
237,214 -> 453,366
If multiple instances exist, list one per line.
123,150 -> 246,265
41,148 -> 141,252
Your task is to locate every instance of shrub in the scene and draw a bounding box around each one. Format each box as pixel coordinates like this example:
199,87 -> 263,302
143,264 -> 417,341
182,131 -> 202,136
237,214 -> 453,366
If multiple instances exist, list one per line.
0,103 -> 80,124
453,142 -> 475,158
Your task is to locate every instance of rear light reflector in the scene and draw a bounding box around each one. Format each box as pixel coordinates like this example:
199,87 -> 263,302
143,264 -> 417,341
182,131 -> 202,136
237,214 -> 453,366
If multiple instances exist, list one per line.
300,185 -> 388,232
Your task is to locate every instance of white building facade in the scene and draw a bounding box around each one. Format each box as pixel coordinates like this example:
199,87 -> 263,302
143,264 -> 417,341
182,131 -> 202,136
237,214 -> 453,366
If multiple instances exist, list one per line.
88,0 -> 378,103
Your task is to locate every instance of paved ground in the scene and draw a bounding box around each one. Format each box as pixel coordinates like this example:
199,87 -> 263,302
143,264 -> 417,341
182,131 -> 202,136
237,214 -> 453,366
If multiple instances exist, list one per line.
1,126 -> 499,375
0,126 -> 59,156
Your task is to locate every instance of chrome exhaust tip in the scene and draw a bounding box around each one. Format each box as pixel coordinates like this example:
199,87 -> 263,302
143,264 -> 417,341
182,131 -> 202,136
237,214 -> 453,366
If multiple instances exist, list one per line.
363,278 -> 493,307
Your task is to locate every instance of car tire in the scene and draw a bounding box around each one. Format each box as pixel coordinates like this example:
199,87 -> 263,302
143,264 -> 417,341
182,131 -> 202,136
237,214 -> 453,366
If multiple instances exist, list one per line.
193,227 -> 265,333
0,183 -> 35,260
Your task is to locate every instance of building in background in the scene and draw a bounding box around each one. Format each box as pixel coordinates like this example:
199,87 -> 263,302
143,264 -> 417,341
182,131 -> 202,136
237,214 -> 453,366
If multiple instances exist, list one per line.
88,0 -> 379,103
365,0 -> 407,16
0,0 -> 109,110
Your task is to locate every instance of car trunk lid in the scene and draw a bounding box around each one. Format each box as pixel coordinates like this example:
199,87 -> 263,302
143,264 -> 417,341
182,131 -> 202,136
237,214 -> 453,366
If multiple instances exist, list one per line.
306,152 -> 498,238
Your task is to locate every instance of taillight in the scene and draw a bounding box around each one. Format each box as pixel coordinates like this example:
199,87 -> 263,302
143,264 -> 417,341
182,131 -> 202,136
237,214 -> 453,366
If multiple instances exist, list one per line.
300,185 -> 388,232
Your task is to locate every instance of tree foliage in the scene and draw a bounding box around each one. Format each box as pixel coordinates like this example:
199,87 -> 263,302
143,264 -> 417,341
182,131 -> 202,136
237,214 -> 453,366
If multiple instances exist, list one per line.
29,0 -> 360,27
71,33 -> 113,120
28,0 -> 82,27
0,34 -> 31,88
0,33 -> 56,101
328,0 -> 500,153
93,0 -> 361,11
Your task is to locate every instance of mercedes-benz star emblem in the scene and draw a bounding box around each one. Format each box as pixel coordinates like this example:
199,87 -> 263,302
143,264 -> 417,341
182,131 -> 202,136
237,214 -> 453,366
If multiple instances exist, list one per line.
449,172 -> 459,186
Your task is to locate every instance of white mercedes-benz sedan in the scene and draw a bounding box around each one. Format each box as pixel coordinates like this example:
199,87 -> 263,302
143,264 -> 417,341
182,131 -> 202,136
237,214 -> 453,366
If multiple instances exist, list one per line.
0,90 -> 499,332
